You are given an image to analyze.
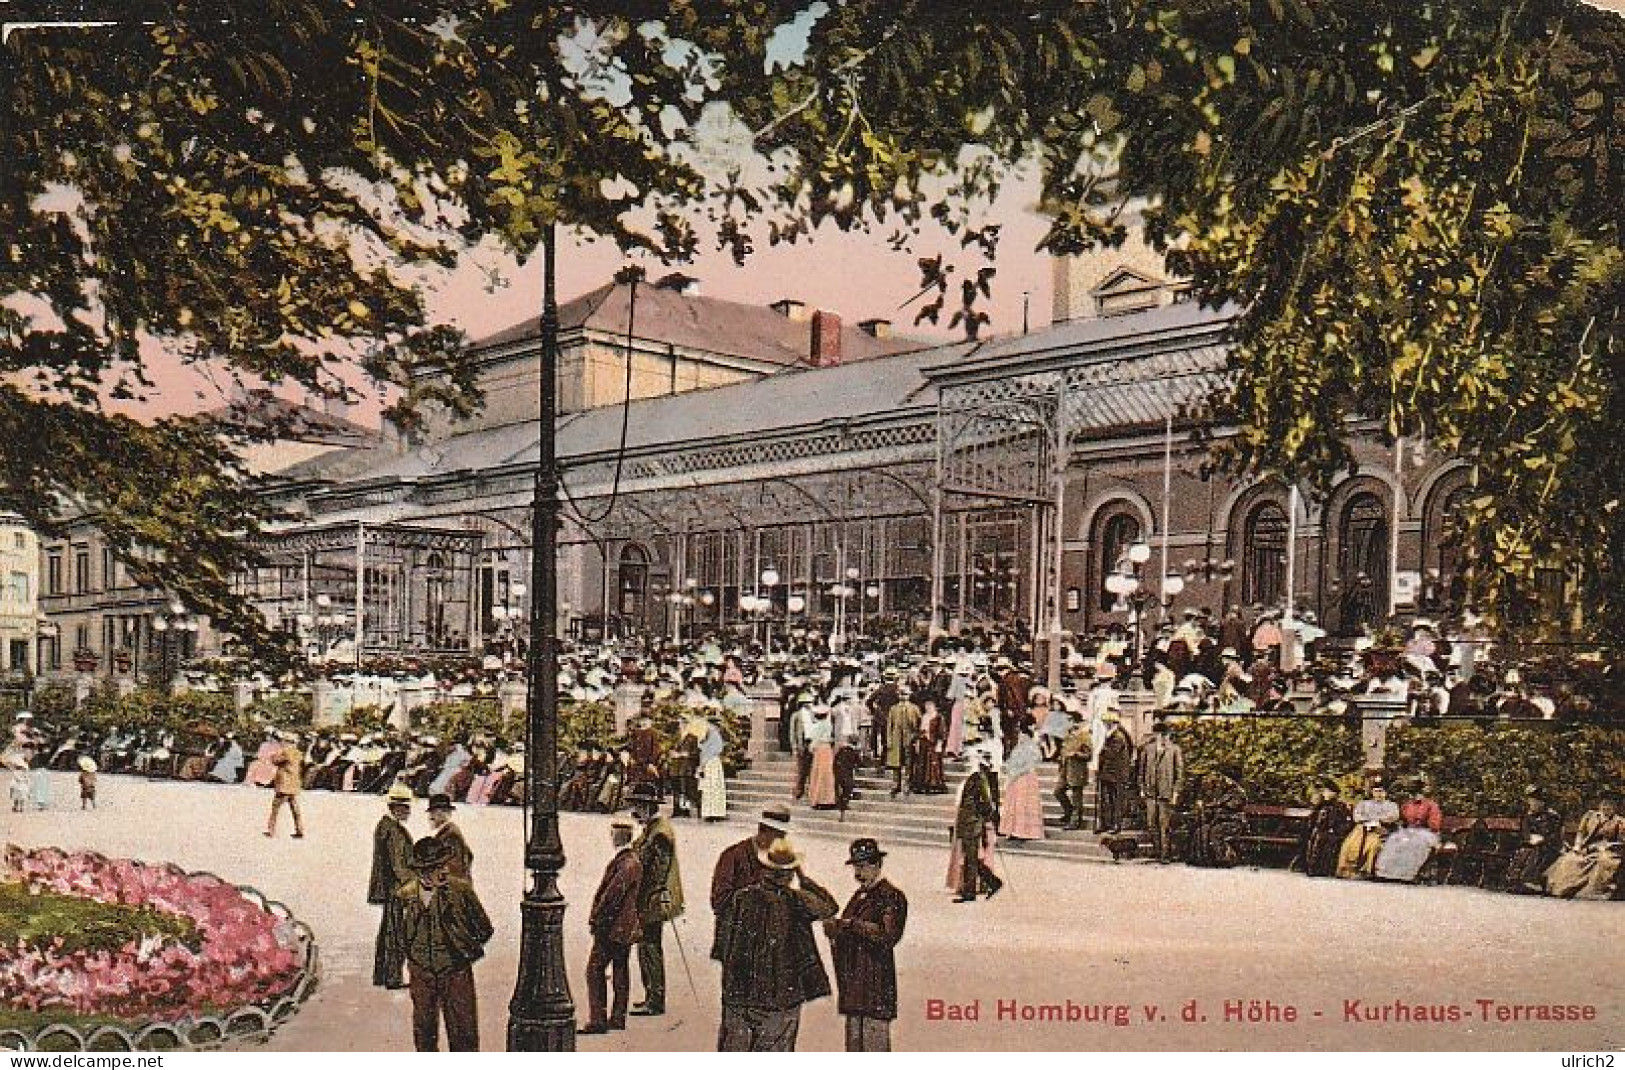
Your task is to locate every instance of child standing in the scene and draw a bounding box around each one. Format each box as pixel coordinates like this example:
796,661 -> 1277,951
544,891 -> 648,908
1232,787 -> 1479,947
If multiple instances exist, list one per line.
78,756 -> 98,810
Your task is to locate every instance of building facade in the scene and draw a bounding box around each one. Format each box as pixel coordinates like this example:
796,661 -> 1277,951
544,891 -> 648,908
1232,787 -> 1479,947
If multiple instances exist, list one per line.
0,513 -> 39,674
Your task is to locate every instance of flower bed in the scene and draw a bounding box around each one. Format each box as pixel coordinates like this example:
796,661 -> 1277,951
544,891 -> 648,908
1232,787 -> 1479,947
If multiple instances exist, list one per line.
0,847 -> 318,1052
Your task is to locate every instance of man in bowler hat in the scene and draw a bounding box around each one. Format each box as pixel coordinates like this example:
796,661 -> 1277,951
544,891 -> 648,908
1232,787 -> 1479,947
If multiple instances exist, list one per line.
824,838 -> 908,1051
389,837 -> 494,1051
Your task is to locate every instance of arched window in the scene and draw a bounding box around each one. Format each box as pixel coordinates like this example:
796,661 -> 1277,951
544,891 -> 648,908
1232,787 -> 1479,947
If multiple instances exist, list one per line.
1431,485 -> 1470,612
617,544 -> 650,621
1242,501 -> 1289,609
1096,511 -> 1141,611
1335,492 -> 1389,633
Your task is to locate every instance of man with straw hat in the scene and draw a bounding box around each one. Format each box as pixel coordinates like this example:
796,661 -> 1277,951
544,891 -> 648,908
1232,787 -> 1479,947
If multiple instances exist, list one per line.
713,834 -> 838,1051
709,806 -> 790,952
368,782 -> 415,989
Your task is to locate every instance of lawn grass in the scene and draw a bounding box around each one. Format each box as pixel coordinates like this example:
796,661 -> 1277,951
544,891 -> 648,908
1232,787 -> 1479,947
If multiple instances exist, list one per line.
0,881 -> 199,957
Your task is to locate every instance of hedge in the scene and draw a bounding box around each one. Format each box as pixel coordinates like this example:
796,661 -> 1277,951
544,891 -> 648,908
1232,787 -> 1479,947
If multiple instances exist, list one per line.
557,699 -> 750,775
1171,717 -> 1365,805
1384,722 -> 1625,818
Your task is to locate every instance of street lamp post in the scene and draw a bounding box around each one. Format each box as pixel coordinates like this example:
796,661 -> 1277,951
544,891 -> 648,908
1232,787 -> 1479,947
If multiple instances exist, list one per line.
1105,541 -> 1155,671
149,599 -> 197,693
759,566 -> 779,653
507,223 -> 575,1052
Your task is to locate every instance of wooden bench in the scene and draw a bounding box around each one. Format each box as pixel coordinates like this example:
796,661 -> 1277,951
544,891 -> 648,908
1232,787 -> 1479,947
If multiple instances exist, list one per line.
1235,804 -> 1314,867
1428,816 -> 1523,888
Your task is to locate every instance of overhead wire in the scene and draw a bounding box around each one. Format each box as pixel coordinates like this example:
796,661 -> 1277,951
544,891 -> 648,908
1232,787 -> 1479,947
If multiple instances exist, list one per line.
556,265 -> 643,528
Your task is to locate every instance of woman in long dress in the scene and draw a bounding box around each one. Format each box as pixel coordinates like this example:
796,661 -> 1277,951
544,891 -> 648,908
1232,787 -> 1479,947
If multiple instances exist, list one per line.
1337,784 -> 1400,878
910,704 -> 948,794
805,708 -> 839,808
1544,797 -> 1623,899
998,730 -> 1046,841
697,717 -> 728,821
1298,779 -> 1354,877
1375,784 -> 1443,882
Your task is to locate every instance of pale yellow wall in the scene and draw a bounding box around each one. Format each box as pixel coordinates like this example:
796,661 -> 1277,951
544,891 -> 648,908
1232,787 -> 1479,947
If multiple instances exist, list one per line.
0,516 -> 39,669
1051,225 -> 1178,324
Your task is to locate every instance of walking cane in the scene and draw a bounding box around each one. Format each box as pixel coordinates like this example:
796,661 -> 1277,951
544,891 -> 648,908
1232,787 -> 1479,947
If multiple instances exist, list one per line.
668,917 -> 700,1003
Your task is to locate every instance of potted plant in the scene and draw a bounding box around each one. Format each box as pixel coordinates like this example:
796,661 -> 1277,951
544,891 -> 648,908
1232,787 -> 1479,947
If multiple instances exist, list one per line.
113,649 -> 134,673
72,647 -> 100,673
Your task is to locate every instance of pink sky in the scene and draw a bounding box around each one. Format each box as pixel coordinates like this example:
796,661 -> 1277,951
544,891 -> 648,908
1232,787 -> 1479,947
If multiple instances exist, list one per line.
124,171 -> 1054,423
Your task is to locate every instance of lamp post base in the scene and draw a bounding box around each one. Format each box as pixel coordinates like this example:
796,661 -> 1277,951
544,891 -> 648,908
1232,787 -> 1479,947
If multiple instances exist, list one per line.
506,886 -> 576,1052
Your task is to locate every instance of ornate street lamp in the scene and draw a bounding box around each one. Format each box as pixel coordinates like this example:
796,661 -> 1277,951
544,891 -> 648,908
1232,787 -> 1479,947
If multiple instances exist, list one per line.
507,224 -> 574,1051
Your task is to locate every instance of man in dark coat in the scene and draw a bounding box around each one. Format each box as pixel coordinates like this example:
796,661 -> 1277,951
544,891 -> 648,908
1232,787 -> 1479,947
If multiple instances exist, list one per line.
824,838 -> 908,1051
389,837 -> 494,1051
368,784 -> 415,988
710,807 -> 789,956
427,793 -> 474,880
714,836 -> 839,1051
1297,778 -> 1354,877
867,676 -> 900,765
953,749 -> 1003,902
630,784 -> 683,1017
1095,714 -> 1135,833
581,818 -> 644,1034
627,716 -> 663,790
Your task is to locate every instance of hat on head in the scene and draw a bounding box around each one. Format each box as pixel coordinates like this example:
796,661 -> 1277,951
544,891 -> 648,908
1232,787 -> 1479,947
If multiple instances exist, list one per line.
411,837 -> 452,871
14,711 -> 32,720
758,806 -> 791,834
77,755 -> 97,773
387,782 -> 414,805
845,837 -> 887,866
1102,710 -> 1121,723
756,836 -> 804,871
611,816 -> 636,832
427,793 -> 455,813
629,782 -> 661,809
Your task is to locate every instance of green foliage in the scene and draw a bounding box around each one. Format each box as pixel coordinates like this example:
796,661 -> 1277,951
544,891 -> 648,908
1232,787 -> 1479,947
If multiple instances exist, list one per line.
559,700 -> 616,756
245,691 -> 313,732
27,683 -> 79,737
1172,716 -> 1365,804
0,881 -> 199,956
343,704 -> 392,736
414,699 -> 511,742
1385,722 -> 1625,818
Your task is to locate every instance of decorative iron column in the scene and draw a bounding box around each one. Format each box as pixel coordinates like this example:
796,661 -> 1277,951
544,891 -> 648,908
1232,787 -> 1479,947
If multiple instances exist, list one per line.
507,222 -> 576,1051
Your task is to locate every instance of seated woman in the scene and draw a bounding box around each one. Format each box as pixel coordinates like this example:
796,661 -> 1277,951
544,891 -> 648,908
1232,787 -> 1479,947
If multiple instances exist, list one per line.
1187,770 -> 1249,868
557,744 -> 599,812
1298,778 -> 1354,878
1337,782 -> 1400,878
1375,780 -> 1444,882
1504,786 -> 1564,893
1544,795 -> 1623,900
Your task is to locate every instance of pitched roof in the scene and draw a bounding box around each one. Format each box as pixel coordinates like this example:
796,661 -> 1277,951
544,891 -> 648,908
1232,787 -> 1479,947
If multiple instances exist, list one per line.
205,390 -> 377,447
469,280 -> 915,367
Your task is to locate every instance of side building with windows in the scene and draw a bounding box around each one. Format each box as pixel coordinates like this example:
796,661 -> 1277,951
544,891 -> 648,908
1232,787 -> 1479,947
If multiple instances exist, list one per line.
0,513 -> 40,676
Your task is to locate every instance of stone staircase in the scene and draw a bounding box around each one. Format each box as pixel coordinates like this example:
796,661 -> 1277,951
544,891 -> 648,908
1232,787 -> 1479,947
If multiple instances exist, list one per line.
727,750 -> 1114,863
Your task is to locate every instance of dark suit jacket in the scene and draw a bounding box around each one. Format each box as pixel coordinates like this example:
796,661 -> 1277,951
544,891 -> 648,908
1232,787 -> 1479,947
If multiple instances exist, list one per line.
709,838 -> 766,958
589,847 -> 644,946
715,876 -> 838,1011
368,815 -> 414,904
830,878 -> 908,1020
434,821 -> 474,881
955,769 -> 1000,840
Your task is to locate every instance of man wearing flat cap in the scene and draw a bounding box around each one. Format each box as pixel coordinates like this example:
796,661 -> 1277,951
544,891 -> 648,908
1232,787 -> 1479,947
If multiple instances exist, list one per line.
368,783 -> 415,988
389,837 -> 494,1051
824,838 -> 908,1051
714,835 -> 838,1051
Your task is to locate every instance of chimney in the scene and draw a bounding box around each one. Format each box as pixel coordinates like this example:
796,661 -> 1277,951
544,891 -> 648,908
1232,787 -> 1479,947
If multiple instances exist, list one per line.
810,310 -> 842,367
858,317 -> 892,339
771,297 -> 809,322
